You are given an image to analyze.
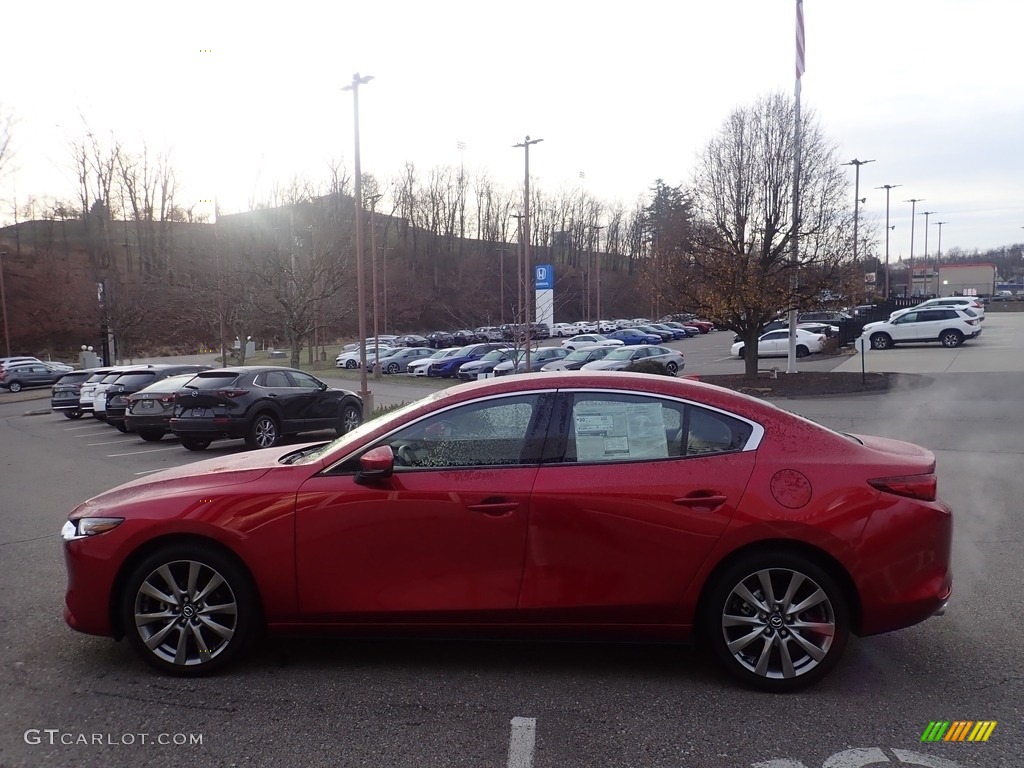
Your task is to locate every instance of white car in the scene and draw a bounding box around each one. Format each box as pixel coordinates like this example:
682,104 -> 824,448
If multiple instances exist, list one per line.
335,344 -> 396,369
730,328 -> 826,359
861,307 -> 981,349
561,333 -> 625,351
581,345 -> 685,374
406,347 -> 463,376
550,323 -> 577,337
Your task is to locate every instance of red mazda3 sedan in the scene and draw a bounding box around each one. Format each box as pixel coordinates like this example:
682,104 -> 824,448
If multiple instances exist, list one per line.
61,372 -> 952,692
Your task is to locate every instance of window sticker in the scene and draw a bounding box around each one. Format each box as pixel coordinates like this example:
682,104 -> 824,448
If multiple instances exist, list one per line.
573,401 -> 668,461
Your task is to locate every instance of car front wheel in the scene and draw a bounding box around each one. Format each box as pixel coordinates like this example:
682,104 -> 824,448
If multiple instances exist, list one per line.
246,413 -> 279,449
336,403 -> 362,436
64,410 -> 82,419
8,381 -> 22,393
180,437 -> 212,451
386,362 -> 400,374
870,333 -> 892,350
120,543 -> 258,676
703,553 -> 849,692
139,429 -> 165,442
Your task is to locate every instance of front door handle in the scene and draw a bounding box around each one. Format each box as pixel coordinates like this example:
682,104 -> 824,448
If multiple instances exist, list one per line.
673,494 -> 728,512
467,500 -> 520,516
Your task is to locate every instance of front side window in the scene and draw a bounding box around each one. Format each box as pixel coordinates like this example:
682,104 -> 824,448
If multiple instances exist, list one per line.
289,371 -> 324,390
384,395 -> 546,469
557,393 -> 755,464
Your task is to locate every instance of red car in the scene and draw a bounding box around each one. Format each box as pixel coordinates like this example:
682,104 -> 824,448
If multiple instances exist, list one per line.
62,372 -> 952,691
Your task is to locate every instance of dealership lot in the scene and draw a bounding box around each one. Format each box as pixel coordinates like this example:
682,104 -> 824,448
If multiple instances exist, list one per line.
1,318 -> 1022,767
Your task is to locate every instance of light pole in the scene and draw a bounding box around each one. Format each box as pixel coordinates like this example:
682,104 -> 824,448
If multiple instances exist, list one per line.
0,251 -> 9,356
876,184 -> 901,297
588,224 -> 604,329
842,159 -> 874,302
513,136 -> 542,371
905,198 -> 925,297
367,193 -> 383,379
919,211 -> 937,297
935,221 -> 949,296
343,71 -> 374,412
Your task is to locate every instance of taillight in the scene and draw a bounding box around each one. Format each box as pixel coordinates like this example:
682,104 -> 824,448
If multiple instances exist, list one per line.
216,389 -> 250,398
868,474 -> 937,501
158,395 -> 174,404
966,319 -> 978,326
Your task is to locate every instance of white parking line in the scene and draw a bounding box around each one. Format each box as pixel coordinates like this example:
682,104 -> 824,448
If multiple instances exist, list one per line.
88,439 -> 136,446
106,447 -> 182,457
134,468 -> 169,475
64,425 -> 107,432
507,717 -> 536,768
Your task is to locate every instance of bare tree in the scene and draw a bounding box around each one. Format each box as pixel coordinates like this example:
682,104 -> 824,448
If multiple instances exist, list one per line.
670,92 -> 855,377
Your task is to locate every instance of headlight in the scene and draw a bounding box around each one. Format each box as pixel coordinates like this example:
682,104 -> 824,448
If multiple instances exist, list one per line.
61,517 -> 124,541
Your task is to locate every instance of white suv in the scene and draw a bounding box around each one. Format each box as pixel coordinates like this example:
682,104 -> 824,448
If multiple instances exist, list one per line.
862,307 -> 982,349
892,297 -> 985,322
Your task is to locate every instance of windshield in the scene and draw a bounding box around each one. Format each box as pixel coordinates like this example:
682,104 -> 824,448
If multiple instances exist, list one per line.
604,348 -> 635,361
479,349 -> 506,362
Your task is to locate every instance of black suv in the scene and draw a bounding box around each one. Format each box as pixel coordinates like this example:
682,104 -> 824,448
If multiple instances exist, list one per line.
104,365 -> 212,432
169,366 -> 363,451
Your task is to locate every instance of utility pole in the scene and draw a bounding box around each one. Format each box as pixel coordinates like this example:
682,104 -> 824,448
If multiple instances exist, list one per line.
905,198 -> 925,297
842,159 -> 874,304
876,184 -> 901,297
919,211 -> 937,297
513,136 -> 542,372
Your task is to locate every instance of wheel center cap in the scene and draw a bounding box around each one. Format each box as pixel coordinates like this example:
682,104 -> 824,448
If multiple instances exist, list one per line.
181,604 -> 197,619
769,613 -> 784,629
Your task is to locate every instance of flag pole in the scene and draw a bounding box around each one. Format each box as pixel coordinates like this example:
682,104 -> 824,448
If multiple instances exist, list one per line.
787,0 -> 805,374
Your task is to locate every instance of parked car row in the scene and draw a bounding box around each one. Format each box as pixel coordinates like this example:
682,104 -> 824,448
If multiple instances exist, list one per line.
49,365 -> 363,451
0,357 -> 75,392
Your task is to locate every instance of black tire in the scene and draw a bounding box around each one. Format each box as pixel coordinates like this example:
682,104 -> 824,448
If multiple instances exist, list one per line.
64,410 -> 82,420
869,333 -> 892,350
703,552 -> 850,693
114,421 -> 129,433
666,360 -> 679,374
386,362 -> 400,374
336,403 -> 363,437
345,359 -> 357,369
737,346 -> 745,359
94,412 -> 107,422
138,429 -> 165,442
795,345 -> 809,358
180,437 -> 212,451
245,413 -> 279,449
8,381 -> 22,393
940,329 -> 964,348
119,542 -> 259,676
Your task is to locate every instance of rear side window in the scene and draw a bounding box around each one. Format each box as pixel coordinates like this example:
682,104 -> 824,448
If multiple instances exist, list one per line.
189,373 -> 241,389
559,393 -> 754,463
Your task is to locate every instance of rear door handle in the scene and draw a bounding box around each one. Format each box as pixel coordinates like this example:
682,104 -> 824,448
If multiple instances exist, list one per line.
673,494 -> 728,512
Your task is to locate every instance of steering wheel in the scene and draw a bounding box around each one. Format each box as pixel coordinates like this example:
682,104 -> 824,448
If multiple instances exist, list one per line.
396,444 -> 419,466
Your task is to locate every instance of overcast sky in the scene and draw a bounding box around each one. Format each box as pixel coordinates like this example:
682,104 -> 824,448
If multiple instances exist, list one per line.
2,0 -> 1022,256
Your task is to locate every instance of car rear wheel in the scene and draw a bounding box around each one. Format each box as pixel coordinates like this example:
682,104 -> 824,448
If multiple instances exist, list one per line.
870,333 -> 892,350
8,381 -> 22,393
940,329 -> 964,348
114,421 -> 129,433
120,542 -> 258,676
246,413 -> 279,449
703,553 -> 849,692
180,437 -> 212,451
386,362 -> 400,374
666,360 -> 679,374
63,410 -> 82,419
336,403 -> 362,437
139,430 -> 165,442
795,345 -> 809,358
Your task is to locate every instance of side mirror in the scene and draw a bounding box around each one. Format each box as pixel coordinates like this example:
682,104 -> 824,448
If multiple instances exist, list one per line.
354,445 -> 395,485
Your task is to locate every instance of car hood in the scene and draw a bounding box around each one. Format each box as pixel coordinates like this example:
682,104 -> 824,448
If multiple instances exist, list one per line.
72,447 -> 297,513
